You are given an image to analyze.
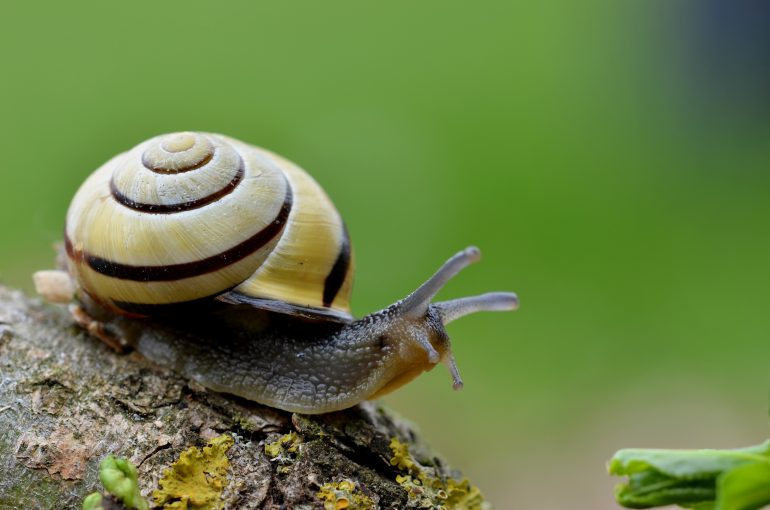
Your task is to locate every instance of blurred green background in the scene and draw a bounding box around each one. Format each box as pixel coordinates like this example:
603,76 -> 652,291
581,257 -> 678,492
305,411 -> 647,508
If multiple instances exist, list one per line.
3,1 -> 770,507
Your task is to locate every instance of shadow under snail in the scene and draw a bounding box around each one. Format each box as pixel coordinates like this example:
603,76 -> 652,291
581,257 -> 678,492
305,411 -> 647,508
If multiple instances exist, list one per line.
33,132 -> 519,414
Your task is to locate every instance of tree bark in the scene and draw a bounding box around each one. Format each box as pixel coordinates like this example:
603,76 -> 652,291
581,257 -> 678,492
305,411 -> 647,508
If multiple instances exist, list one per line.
0,286 -> 483,509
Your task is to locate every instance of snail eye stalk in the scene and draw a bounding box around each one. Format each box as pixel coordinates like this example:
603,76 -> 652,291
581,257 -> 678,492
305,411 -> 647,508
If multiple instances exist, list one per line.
434,292 -> 519,325
444,353 -> 464,390
414,333 -> 441,364
390,246 -> 519,390
399,246 -> 482,318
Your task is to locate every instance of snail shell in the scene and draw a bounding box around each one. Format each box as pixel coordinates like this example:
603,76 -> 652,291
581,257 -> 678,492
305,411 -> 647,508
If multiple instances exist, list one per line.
64,132 -> 354,322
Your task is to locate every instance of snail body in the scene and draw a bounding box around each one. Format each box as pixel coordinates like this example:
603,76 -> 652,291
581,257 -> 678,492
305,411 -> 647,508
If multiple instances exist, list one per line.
36,132 -> 518,414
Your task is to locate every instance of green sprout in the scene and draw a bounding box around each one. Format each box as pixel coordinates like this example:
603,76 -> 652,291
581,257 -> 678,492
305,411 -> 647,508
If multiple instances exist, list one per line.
83,455 -> 148,510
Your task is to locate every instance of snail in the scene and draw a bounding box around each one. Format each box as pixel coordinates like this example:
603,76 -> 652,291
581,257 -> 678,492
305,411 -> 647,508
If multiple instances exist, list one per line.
33,132 -> 519,414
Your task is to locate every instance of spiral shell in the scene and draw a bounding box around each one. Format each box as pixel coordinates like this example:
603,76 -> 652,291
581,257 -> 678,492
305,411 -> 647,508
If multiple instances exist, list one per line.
65,132 -> 354,322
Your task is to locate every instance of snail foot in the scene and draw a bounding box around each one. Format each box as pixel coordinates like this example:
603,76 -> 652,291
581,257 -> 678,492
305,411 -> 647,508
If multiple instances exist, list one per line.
69,304 -> 128,353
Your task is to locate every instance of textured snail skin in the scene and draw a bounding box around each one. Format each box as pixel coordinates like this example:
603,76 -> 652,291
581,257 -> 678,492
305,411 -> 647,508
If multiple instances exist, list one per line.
68,245 -> 519,414
85,296 -> 452,414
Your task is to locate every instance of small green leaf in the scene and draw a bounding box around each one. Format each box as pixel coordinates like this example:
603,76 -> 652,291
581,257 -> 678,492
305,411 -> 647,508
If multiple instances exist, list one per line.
82,493 -> 103,510
610,441 -> 770,480
717,461 -> 770,510
609,441 -> 770,509
99,456 -> 148,510
614,469 -> 715,508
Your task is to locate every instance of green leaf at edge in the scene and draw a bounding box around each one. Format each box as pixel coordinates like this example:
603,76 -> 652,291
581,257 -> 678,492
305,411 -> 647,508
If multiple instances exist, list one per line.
718,461 -> 770,510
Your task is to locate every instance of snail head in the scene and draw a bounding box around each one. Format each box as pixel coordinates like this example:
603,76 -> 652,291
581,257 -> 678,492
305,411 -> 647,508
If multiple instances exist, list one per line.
361,247 -> 519,397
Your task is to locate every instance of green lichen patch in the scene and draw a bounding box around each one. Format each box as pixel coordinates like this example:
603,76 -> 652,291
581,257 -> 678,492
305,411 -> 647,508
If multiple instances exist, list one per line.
316,478 -> 375,510
153,434 -> 234,510
231,414 -> 256,433
264,431 -> 301,461
389,438 -> 489,510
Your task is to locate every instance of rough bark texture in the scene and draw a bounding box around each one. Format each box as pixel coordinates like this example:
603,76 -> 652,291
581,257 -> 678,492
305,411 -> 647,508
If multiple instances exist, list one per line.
0,286 -> 479,509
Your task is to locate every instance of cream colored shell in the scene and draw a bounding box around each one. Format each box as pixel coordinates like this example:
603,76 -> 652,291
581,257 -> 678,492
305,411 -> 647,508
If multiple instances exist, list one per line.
65,132 -> 354,321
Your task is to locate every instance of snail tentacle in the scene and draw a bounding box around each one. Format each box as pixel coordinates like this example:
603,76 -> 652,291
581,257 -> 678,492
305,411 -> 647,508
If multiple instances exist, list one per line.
371,247 -> 519,392
399,246 -> 481,319
434,292 -> 519,325
443,352 -> 464,390
413,332 -> 441,364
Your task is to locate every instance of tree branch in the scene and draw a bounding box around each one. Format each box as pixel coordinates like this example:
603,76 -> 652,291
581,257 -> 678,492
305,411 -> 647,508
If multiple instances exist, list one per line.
0,286 -> 487,509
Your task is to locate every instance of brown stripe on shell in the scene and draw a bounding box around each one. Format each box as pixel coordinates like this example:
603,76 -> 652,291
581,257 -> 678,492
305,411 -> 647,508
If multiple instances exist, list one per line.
64,233 -> 80,264
110,157 -> 245,214
66,183 -> 293,282
322,224 -> 351,307
141,149 -> 214,174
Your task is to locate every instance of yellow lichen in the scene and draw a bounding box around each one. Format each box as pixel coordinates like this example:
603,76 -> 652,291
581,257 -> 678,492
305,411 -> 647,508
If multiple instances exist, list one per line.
316,479 -> 375,510
152,435 -> 234,510
443,478 -> 488,509
389,438 -> 489,510
264,431 -> 301,461
389,437 -> 418,473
